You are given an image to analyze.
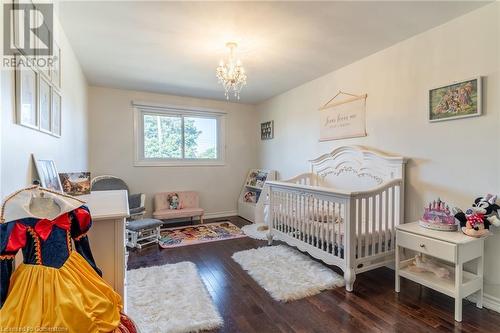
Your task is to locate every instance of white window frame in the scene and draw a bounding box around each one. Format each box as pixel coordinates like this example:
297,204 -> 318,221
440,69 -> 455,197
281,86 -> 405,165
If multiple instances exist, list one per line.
133,101 -> 226,167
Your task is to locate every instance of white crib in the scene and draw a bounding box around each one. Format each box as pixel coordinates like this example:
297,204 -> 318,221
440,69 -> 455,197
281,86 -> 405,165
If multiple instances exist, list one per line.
266,146 -> 407,291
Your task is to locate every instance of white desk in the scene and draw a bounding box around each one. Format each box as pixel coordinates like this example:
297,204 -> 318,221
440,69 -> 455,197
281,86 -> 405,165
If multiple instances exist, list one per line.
80,190 -> 129,301
395,222 -> 484,322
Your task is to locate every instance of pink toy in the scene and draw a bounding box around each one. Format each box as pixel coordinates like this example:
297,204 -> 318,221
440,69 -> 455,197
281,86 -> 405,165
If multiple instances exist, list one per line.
419,198 -> 458,231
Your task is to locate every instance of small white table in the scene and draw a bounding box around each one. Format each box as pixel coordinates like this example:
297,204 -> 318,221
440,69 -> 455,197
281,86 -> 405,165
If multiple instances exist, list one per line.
395,222 -> 484,322
80,190 -> 129,302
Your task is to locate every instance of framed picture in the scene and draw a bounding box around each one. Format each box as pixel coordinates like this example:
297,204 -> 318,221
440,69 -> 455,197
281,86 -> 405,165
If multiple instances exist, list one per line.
51,90 -> 61,136
429,77 -> 482,122
51,42 -> 61,89
15,57 -> 38,129
38,76 -> 51,133
59,172 -> 91,196
32,155 -> 63,192
261,121 -> 274,140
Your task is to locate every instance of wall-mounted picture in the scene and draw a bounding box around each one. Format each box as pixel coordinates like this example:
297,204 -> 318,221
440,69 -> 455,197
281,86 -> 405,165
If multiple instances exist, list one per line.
51,90 -> 62,136
32,155 -> 63,192
261,120 -> 274,140
59,172 -> 91,196
39,76 -> 51,133
429,77 -> 482,122
16,57 -> 38,129
51,42 -> 62,89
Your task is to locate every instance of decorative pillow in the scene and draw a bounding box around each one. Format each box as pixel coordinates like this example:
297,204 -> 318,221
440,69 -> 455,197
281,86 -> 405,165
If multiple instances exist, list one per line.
167,193 -> 182,210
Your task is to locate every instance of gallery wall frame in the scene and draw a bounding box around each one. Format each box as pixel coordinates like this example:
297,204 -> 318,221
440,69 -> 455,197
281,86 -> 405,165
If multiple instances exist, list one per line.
429,76 -> 482,122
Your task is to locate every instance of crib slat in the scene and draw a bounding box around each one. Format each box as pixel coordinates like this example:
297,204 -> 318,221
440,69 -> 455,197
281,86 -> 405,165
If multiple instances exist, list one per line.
288,192 -> 292,235
377,194 -> 383,254
305,194 -> 309,244
317,199 -> 321,249
384,189 -> 390,253
370,196 -> 377,255
363,198 -> 370,257
332,204 -> 342,252
324,200 -> 328,252
326,202 -> 337,254
282,192 -> 286,233
391,186 -> 397,251
312,198 -> 323,248
293,192 -> 297,239
357,198 -> 362,259
300,194 -> 305,243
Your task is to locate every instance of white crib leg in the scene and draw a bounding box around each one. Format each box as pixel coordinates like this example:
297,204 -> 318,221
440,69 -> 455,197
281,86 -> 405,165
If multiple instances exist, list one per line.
344,268 -> 356,292
267,231 -> 274,246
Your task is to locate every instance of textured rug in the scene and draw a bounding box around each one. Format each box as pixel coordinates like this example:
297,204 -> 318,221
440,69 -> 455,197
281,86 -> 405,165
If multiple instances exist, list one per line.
159,221 -> 247,248
126,262 -> 223,333
241,223 -> 269,240
232,245 -> 344,302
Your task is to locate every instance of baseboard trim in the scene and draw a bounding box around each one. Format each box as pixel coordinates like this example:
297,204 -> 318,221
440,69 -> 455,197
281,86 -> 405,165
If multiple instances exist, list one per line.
467,293 -> 500,313
204,211 -> 238,220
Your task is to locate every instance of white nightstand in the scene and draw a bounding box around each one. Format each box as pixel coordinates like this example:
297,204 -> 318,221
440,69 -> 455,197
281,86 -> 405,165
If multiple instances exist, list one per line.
395,222 -> 485,322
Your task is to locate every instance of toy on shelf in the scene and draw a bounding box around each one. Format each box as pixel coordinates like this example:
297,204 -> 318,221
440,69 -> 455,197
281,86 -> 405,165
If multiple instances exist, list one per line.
408,254 -> 451,279
453,194 -> 500,238
419,198 -> 458,231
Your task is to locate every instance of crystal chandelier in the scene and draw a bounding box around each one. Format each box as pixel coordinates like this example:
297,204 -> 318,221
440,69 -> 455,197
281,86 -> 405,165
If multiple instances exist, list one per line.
216,42 -> 247,100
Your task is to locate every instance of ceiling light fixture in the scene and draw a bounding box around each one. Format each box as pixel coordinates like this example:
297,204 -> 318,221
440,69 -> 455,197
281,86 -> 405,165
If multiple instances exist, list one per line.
216,42 -> 247,100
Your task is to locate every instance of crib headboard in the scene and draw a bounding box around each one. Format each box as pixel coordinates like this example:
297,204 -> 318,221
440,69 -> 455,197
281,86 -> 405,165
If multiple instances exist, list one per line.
310,146 -> 406,191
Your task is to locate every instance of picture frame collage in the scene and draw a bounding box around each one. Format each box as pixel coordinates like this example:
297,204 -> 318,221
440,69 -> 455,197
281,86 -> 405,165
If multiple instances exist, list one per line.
14,1 -> 62,137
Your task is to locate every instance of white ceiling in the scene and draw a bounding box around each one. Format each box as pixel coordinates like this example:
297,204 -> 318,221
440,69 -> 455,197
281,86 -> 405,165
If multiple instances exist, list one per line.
59,1 -> 489,104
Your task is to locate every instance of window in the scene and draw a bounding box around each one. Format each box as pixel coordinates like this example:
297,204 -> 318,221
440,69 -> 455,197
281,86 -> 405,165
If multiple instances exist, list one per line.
134,103 -> 225,166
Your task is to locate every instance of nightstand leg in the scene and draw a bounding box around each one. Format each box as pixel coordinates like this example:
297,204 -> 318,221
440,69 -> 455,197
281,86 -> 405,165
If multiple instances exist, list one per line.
395,245 -> 400,293
476,255 -> 484,309
455,263 -> 463,322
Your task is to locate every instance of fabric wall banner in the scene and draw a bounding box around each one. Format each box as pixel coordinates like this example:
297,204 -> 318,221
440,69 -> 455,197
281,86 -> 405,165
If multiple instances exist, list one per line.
319,94 -> 367,141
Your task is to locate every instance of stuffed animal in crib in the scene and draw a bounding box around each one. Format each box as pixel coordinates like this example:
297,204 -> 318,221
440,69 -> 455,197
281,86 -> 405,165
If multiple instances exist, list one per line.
453,194 -> 500,238
408,254 -> 450,279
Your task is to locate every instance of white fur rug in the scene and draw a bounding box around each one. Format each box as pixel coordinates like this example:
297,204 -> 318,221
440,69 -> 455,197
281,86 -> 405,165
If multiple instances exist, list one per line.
232,245 -> 344,302
127,262 -> 223,333
240,223 -> 269,240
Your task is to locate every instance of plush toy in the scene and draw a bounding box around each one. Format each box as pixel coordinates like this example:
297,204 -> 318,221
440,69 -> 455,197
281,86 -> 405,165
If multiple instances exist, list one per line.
167,193 -> 181,210
408,254 -> 450,279
453,194 -> 500,238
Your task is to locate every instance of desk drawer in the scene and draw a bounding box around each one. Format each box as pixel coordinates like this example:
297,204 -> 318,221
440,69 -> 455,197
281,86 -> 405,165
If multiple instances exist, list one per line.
397,230 -> 456,263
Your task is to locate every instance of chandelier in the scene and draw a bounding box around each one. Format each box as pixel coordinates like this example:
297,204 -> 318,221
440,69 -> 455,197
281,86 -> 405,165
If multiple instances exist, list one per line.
216,42 -> 247,100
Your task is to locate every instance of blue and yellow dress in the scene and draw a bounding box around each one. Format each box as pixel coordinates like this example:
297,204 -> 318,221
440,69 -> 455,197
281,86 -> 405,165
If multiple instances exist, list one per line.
0,187 -> 137,333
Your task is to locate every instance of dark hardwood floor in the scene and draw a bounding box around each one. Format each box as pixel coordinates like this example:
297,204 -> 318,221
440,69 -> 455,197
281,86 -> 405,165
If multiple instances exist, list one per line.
127,216 -> 500,333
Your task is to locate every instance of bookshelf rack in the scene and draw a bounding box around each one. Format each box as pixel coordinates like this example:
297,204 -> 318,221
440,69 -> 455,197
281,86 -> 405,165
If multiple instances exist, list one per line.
237,169 -> 276,223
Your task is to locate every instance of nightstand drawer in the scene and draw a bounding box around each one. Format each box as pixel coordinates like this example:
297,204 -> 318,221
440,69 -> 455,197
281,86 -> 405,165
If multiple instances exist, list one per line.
397,230 -> 456,262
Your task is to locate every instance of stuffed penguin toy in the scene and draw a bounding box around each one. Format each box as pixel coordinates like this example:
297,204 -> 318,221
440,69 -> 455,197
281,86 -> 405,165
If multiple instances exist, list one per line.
454,194 -> 500,237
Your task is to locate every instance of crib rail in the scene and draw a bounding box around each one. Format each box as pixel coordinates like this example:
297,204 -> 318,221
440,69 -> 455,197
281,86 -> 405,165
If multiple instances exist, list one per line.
266,179 -> 403,271
282,173 -> 321,186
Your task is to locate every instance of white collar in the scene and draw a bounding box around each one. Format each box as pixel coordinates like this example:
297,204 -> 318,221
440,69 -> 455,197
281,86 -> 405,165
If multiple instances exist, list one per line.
1,186 -> 86,223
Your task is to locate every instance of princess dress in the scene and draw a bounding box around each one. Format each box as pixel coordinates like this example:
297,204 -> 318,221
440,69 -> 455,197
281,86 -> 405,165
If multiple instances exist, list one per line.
0,186 -> 138,333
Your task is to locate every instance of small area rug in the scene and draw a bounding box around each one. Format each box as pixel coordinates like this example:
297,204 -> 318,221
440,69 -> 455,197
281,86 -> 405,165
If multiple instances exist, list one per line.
127,261 -> 223,333
232,245 -> 344,302
241,223 -> 269,240
159,221 -> 246,248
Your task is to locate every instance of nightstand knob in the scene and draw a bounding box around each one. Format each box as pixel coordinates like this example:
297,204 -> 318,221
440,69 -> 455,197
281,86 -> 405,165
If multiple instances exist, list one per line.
419,244 -> 425,248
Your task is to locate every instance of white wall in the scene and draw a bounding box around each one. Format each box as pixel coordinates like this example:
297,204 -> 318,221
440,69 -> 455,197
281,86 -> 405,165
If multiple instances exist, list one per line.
257,4 -> 500,302
88,86 -> 258,217
1,6 -> 89,197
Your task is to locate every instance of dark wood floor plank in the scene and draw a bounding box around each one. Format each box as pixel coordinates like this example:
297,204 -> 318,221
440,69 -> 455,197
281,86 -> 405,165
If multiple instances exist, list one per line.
127,216 -> 500,333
